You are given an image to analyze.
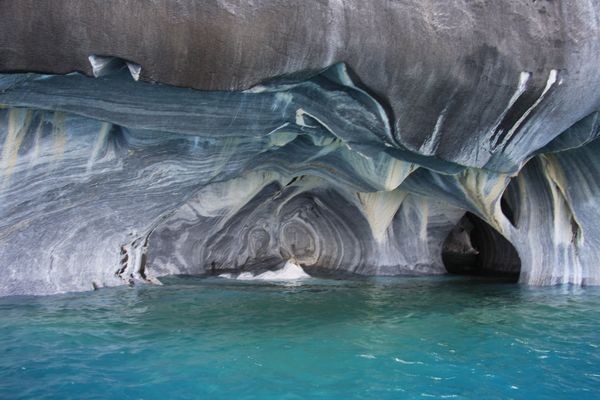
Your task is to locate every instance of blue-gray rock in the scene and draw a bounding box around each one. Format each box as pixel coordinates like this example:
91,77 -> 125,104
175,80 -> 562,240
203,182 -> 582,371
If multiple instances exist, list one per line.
1,1 -> 600,295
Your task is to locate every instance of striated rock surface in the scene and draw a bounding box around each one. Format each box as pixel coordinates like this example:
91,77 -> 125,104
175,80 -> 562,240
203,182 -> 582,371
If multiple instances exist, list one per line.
1,1 -> 600,295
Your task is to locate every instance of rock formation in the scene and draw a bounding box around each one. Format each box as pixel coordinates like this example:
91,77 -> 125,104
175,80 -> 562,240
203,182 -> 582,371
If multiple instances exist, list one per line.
1,1 -> 599,295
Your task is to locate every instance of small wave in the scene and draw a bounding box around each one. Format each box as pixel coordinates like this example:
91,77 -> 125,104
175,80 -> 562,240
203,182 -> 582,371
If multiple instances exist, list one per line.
394,357 -> 424,365
358,354 -> 376,359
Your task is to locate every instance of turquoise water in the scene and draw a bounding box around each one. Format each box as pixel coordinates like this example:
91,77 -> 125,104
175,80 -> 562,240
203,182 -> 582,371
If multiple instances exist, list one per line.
1,276 -> 599,399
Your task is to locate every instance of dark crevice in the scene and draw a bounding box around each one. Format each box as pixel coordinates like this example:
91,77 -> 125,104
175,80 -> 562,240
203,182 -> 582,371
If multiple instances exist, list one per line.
502,73 -> 561,150
490,81 -> 541,149
500,196 -> 515,226
117,246 -> 128,276
138,251 -> 148,280
500,177 -> 520,227
88,54 -> 141,81
442,212 -> 521,282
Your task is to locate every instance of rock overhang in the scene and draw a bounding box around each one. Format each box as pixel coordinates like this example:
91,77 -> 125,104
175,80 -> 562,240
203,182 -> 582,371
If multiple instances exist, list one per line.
1,0 -> 600,295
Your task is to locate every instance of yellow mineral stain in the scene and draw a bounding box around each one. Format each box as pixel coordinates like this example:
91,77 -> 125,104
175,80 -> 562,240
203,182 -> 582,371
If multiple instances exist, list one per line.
52,112 -> 67,161
539,154 -> 584,283
193,170 -> 280,218
342,150 -> 415,191
384,157 -> 417,191
457,167 -> 511,232
358,189 -> 407,243
540,154 -> 584,246
29,117 -> 44,168
87,122 -> 112,171
2,108 -> 32,185
269,130 -> 297,147
419,196 -> 430,240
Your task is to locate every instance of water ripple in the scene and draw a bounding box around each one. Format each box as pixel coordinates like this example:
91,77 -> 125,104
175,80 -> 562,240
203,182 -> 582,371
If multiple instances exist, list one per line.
0,276 -> 599,399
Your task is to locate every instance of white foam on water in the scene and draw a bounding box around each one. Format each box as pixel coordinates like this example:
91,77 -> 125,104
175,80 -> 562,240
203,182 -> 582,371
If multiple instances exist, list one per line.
394,357 -> 425,365
358,354 -> 376,359
236,272 -> 255,280
219,260 -> 311,281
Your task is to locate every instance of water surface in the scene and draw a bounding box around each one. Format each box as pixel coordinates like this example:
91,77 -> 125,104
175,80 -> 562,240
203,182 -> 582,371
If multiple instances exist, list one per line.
1,276 -> 599,399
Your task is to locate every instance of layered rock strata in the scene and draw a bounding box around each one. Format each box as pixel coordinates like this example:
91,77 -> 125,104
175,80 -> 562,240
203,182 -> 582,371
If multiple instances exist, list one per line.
1,1 -> 599,294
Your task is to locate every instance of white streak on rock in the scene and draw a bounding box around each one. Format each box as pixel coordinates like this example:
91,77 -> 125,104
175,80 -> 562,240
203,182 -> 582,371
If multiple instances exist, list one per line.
490,71 -> 531,149
500,70 -> 558,148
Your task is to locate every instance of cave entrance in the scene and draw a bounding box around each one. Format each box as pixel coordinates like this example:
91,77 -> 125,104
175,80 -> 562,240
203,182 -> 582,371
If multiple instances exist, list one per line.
442,212 -> 521,282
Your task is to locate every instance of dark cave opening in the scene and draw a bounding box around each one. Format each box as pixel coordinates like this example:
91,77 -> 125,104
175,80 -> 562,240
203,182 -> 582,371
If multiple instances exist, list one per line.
442,212 -> 521,282
500,177 -> 520,227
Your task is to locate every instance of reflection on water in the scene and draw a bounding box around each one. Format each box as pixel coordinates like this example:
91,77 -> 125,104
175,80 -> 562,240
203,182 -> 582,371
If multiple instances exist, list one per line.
1,275 -> 599,399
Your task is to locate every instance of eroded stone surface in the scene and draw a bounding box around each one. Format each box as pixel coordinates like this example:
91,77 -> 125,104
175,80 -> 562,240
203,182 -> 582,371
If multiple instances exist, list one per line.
2,1 -> 600,170
1,1 -> 600,295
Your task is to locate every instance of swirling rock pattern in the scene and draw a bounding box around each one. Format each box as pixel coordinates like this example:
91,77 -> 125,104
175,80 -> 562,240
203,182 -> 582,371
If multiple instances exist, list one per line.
1,1 -> 600,294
